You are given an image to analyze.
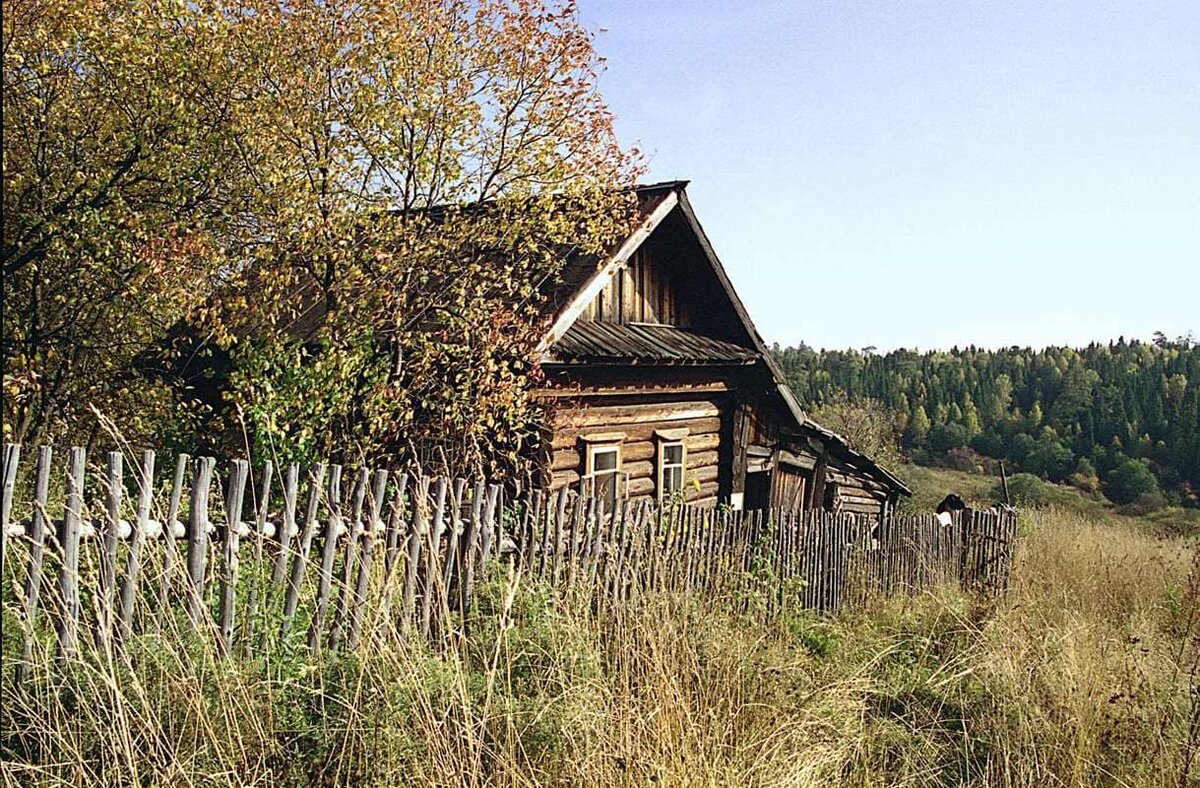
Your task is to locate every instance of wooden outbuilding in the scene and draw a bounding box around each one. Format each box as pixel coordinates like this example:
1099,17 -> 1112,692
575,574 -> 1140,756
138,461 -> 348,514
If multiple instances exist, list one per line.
532,181 -> 910,516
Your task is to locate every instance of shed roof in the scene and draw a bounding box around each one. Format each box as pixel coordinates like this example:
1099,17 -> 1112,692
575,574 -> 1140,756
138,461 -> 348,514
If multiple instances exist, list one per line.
548,321 -> 758,366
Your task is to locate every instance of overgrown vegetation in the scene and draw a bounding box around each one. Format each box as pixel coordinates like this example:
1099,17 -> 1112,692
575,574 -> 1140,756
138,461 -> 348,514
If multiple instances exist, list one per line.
3,0 -> 642,475
775,336 -> 1200,511
4,507 -> 1196,787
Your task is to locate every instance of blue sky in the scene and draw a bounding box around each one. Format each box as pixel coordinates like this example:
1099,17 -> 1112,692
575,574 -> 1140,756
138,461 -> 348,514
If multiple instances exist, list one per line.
577,0 -> 1199,351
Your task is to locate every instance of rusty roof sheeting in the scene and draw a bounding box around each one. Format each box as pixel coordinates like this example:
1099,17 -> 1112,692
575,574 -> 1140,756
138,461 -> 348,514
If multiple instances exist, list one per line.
547,321 -> 758,366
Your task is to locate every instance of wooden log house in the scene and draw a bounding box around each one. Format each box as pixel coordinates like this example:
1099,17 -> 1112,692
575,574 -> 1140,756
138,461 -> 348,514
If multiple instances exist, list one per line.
166,181 -> 909,517
531,181 -> 910,516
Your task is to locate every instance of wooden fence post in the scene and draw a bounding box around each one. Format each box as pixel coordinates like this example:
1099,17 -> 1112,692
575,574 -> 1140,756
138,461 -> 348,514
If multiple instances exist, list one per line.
480,485 -> 500,568
57,447 -> 85,662
400,476 -> 429,634
329,466 -> 369,651
19,446 -> 51,677
420,478 -> 448,639
439,478 -> 466,622
458,481 -> 485,616
159,452 -> 188,622
244,459 -> 273,649
96,451 -> 123,652
380,471 -> 409,626
553,487 -> 569,586
116,449 -> 155,653
185,457 -> 216,632
271,463 -> 300,590
217,459 -> 249,654
348,469 -> 388,650
308,464 -> 343,654
1,444 -> 19,567
281,462 -> 326,640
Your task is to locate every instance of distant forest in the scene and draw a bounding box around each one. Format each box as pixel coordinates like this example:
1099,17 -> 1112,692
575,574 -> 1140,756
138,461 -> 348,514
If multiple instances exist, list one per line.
774,334 -> 1200,509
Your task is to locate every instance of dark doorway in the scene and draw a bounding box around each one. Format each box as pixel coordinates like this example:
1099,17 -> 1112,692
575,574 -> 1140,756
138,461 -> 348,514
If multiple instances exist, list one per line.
744,469 -> 771,511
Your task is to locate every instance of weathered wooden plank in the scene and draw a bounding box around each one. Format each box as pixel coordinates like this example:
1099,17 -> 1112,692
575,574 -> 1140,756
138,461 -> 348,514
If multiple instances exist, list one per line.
459,481 -> 485,615
567,491 -> 586,589
348,469 -> 388,650
96,451 -> 123,651
1,444 -> 19,550
535,487 -> 551,579
519,490 -> 535,569
480,484 -> 500,569
680,505 -> 696,592
159,452 -> 188,620
329,466 -> 369,651
379,473 -> 409,627
185,456 -> 216,633
281,462 -> 327,639
587,497 -> 607,592
19,446 -> 51,677
551,486 -> 568,585
382,472 -> 409,586
401,476 -> 429,634
609,498 -> 628,602
271,464 -> 300,589
438,478 -> 466,620
244,459 -> 273,648
57,447 -> 85,662
116,449 -> 155,651
419,478 -> 447,639
217,459 -> 249,654
308,464 -> 343,654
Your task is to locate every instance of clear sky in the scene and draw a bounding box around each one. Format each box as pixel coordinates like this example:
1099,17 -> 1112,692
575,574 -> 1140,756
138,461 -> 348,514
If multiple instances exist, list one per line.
577,0 -> 1199,352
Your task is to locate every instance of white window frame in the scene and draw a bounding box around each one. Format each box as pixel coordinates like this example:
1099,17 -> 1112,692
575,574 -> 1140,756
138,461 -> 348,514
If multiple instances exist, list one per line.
656,440 -> 686,501
653,427 -> 690,502
583,440 -> 622,507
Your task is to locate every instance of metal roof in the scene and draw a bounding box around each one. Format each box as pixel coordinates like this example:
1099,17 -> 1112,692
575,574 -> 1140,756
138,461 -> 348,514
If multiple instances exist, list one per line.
547,321 -> 758,366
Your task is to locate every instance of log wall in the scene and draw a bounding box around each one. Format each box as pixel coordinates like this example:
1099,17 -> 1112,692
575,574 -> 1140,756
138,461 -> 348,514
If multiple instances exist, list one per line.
548,395 -> 729,506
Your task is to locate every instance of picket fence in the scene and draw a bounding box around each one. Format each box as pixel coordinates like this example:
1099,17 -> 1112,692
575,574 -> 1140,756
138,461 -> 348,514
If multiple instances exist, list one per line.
0,444 -> 1017,672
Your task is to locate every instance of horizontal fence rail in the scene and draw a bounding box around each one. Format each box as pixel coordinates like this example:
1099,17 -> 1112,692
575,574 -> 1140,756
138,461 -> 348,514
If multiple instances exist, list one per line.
0,444 -> 1018,672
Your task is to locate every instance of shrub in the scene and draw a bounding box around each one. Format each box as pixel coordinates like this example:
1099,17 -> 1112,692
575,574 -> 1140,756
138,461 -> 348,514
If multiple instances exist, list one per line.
942,447 -> 984,474
1117,490 -> 1169,516
997,472 -> 1050,506
969,432 -> 1006,459
1104,458 -> 1160,505
1021,439 -> 1075,482
928,422 -> 969,453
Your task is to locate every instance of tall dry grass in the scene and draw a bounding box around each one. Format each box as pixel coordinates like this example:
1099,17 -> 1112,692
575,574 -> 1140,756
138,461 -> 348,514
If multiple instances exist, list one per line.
2,506 -> 1196,787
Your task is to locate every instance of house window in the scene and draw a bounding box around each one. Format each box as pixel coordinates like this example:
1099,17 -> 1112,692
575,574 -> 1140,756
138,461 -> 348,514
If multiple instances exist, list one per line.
657,441 -> 686,500
653,427 -> 690,502
585,443 -> 621,509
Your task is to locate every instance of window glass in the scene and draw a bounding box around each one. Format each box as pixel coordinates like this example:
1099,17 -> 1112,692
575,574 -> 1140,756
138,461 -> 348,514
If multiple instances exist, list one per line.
594,449 -> 618,472
658,440 -> 686,499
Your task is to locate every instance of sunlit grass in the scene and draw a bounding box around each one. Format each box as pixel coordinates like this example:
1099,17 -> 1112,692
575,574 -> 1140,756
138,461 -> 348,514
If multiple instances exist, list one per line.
3,508 -> 1196,787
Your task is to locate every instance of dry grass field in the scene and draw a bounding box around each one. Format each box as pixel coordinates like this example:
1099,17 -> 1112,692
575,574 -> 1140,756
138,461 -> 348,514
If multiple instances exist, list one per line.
3,503 -> 1197,787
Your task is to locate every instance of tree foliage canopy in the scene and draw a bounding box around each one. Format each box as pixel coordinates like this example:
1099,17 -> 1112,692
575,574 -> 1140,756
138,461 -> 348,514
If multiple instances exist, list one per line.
4,0 -> 642,473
